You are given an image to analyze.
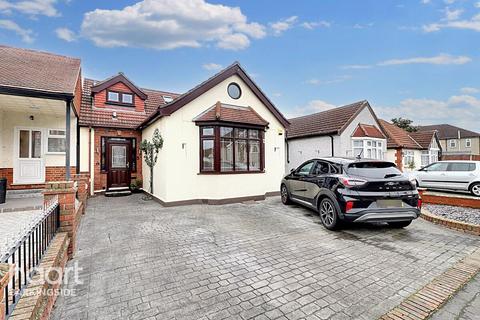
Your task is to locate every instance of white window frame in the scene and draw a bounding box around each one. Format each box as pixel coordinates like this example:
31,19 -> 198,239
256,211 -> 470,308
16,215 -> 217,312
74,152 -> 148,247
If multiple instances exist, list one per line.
449,139 -> 457,148
351,137 -> 385,160
46,128 -> 67,154
403,150 -> 415,168
163,95 -> 173,103
465,138 -> 472,148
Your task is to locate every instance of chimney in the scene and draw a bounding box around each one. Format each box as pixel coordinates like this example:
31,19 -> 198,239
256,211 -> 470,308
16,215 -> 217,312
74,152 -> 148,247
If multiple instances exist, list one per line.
215,101 -> 221,120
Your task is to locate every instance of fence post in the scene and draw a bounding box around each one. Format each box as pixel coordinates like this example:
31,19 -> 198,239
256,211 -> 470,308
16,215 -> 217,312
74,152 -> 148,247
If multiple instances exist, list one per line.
43,181 -> 79,258
0,264 -> 14,320
73,173 -> 90,214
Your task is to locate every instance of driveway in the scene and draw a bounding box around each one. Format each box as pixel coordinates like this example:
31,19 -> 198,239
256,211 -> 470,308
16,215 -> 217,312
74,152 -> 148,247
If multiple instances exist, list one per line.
52,194 -> 480,320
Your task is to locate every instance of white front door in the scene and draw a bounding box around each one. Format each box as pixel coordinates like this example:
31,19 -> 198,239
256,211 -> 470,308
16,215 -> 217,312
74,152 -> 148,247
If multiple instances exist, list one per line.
14,128 -> 45,184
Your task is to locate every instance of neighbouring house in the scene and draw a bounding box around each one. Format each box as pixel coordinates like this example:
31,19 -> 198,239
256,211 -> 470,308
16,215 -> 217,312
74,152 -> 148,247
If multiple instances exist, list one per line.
0,46 -> 81,189
78,73 -> 180,194
379,120 -> 441,171
286,100 -> 387,171
139,63 -> 289,205
418,124 -> 480,161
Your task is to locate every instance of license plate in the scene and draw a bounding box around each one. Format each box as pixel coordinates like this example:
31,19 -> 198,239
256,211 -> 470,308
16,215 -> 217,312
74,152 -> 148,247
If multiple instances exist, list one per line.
377,199 -> 403,208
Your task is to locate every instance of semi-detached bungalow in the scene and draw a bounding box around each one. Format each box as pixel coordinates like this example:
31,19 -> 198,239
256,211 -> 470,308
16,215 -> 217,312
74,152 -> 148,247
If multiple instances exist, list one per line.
0,45 -> 290,205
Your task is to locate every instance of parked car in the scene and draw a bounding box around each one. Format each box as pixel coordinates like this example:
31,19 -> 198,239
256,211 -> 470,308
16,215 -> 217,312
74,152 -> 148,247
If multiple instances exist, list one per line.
410,161 -> 480,197
281,158 -> 421,230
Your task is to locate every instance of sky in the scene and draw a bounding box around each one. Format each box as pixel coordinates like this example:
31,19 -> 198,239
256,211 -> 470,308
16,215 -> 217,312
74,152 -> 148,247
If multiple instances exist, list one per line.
0,0 -> 479,131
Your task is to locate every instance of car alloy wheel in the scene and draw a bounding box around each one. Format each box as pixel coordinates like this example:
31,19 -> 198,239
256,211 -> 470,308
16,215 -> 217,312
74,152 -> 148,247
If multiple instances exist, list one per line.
471,183 -> 480,197
281,185 -> 291,204
319,198 -> 339,230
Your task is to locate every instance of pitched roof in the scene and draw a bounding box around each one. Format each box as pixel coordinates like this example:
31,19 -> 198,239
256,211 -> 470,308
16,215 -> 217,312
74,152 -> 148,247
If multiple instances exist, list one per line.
408,131 -> 436,149
0,45 -> 80,95
379,119 -> 423,149
287,100 -> 370,139
139,62 -> 289,129
79,78 -> 180,129
91,73 -> 147,100
193,102 -> 269,127
418,124 -> 480,139
352,124 -> 386,139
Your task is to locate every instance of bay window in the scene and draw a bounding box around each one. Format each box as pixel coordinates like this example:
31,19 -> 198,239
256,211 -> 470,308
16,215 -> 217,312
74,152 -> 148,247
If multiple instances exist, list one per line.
200,126 -> 264,173
352,138 -> 384,160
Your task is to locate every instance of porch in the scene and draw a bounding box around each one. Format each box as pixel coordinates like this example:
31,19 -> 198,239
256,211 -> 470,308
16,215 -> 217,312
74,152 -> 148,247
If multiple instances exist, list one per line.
0,93 -> 77,190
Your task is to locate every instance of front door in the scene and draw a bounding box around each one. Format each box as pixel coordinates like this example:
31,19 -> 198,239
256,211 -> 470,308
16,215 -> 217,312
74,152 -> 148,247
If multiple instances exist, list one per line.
14,128 -> 45,184
107,141 -> 131,189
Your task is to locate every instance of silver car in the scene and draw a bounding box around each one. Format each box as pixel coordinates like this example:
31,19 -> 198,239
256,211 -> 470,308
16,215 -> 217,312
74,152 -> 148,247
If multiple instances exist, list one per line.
411,161 -> 480,197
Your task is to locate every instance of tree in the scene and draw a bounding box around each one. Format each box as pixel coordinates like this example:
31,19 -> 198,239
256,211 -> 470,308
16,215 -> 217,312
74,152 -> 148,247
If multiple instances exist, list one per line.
140,129 -> 163,197
391,117 -> 418,132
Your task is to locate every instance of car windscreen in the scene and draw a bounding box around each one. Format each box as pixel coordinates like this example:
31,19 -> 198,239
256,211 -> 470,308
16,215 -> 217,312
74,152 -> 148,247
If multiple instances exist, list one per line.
345,161 -> 402,179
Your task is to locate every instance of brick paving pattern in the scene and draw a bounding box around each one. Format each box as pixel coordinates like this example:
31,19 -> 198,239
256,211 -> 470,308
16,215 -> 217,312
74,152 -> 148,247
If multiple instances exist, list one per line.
51,195 -> 480,320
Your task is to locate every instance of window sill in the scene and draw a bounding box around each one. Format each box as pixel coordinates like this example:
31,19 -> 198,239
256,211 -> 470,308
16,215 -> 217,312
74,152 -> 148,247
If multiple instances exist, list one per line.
198,171 -> 265,175
106,101 -> 135,107
45,152 -> 66,155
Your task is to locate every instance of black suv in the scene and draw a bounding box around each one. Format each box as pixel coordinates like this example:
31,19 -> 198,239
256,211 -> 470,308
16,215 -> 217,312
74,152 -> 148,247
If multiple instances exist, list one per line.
281,157 -> 421,230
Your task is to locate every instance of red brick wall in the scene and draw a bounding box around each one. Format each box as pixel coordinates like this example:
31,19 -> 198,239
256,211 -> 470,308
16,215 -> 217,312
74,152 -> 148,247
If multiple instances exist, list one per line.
0,167 -> 76,190
394,148 -> 403,171
93,128 -> 142,191
94,82 -> 145,112
442,154 -> 480,161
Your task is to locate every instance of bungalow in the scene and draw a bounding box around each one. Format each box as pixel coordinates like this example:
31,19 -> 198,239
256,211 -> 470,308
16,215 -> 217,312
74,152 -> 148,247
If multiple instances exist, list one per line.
286,100 -> 387,171
379,120 -> 441,171
0,46 -> 81,189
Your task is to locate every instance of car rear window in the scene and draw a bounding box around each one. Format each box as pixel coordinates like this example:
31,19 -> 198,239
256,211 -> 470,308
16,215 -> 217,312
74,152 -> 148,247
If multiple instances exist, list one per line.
448,162 -> 476,172
346,161 -> 402,179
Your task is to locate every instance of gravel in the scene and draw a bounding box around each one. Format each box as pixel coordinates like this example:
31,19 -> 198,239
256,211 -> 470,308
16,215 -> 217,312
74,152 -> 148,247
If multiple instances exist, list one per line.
425,204 -> 480,225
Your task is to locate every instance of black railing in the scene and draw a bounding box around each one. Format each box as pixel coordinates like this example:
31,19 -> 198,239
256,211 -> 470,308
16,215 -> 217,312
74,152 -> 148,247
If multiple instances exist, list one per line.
1,197 -> 60,318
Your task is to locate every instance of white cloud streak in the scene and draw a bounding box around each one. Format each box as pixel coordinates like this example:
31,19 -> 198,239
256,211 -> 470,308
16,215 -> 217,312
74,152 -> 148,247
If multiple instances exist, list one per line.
378,54 -> 471,66
270,16 -> 298,36
202,63 -> 222,71
0,0 -> 59,17
0,19 -> 33,42
55,27 -> 76,42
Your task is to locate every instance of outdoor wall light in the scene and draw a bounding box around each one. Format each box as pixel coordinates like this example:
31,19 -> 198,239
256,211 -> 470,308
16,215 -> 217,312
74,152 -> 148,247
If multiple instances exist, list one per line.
182,143 -> 187,149
29,115 -> 34,120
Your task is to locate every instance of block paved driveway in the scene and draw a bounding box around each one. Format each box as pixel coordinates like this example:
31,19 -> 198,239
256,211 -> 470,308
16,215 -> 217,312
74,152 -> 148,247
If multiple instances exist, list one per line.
52,194 -> 480,320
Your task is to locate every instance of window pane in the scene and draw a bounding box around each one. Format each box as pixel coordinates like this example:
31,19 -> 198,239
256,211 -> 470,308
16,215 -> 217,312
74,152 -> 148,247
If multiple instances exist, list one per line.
353,140 -> 363,147
220,127 -> 233,138
249,141 -> 261,171
122,93 -> 133,104
31,131 -> 42,158
249,130 -> 259,139
19,130 -> 30,158
234,140 -> 248,171
202,140 -> 214,171
297,161 -> 313,175
235,128 -> 248,139
101,137 -> 106,171
202,127 -> 214,136
353,147 -> 363,157
111,145 -> 127,168
220,139 -> 234,171
108,92 -> 119,102
49,129 -> 65,136
48,137 -> 66,152
449,163 -> 475,172
427,162 -> 448,171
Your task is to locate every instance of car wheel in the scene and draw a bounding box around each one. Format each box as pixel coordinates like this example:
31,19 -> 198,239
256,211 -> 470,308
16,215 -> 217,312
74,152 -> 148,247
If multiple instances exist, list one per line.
319,198 -> 340,230
388,221 -> 412,228
470,183 -> 480,197
281,184 -> 292,205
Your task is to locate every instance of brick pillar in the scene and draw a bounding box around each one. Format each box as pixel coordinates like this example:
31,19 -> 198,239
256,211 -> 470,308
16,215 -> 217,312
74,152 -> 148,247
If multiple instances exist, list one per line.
0,264 -> 14,320
73,173 -> 90,214
43,181 -> 79,258
395,148 -> 403,171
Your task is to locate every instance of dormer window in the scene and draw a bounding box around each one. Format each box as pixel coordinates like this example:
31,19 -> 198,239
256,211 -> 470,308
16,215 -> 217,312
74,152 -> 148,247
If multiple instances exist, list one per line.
107,90 -> 134,106
163,95 -> 173,103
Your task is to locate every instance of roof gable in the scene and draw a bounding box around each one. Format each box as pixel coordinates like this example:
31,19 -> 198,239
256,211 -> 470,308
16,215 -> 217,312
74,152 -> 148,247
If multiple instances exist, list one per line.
352,124 -> 386,139
139,62 -> 289,129
287,100 -> 380,139
91,73 -> 147,100
379,120 -> 423,149
408,131 -> 436,149
193,102 -> 269,127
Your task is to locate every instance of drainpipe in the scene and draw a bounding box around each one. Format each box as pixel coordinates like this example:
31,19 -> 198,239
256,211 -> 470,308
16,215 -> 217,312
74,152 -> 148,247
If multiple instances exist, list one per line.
65,99 -> 72,181
328,135 -> 335,157
76,118 -> 80,174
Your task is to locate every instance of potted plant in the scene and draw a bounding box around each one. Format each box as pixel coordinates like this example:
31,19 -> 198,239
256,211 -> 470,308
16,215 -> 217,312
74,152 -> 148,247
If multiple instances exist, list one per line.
130,179 -> 143,193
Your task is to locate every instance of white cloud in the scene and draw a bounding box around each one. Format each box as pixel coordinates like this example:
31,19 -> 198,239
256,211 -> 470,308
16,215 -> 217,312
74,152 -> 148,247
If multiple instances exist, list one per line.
375,95 -> 480,132
270,16 -> 298,36
424,12 -> 480,32
353,22 -> 374,29
306,75 -> 352,85
444,7 -> 463,21
460,87 -> 480,94
378,54 -> 471,66
81,0 -> 266,51
202,63 -> 222,71
0,19 -> 33,42
421,0 -> 431,4
341,64 -> 372,70
475,2 -> 480,9
55,27 -> 76,42
286,100 -> 337,118
0,0 -> 59,17
301,20 -> 330,30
